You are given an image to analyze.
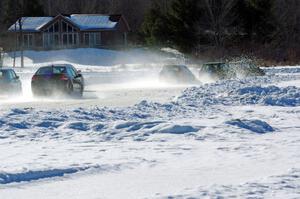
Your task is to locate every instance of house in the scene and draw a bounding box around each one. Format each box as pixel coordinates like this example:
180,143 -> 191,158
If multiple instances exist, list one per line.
8,14 -> 130,50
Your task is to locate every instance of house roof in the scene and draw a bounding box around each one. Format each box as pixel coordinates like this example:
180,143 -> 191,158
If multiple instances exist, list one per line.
8,17 -> 53,32
8,14 -> 126,32
69,14 -> 119,30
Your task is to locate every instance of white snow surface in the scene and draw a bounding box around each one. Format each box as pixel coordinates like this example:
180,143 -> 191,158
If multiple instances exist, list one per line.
0,53 -> 300,198
3,48 -> 168,69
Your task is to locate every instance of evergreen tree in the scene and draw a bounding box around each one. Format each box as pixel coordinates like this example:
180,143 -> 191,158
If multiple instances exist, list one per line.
237,0 -> 275,42
166,0 -> 199,53
2,0 -> 21,26
141,2 -> 169,46
142,0 -> 200,53
23,0 -> 45,16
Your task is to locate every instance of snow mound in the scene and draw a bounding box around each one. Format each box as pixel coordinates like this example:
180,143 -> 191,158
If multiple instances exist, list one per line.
177,78 -> 300,107
0,166 -> 93,184
154,124 -> 200,134
226,119 -> 274,134
238,86 -> 300,106
0,163 -> 123,184
115,121 -> 163,132
67,122 -> 90,131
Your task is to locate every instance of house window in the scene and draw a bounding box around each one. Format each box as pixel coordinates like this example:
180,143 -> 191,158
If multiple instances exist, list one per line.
43,20 -> 79,48
84,32 -> 101,47
62,33 -> 78,46
61,21 -> 78,47
62,21 -> 67,32
21,34 -> 33,48
62,34 -> 68,46
95,33 -> 101,45
84,33 -> 90,46
54,34 -> 59,46
68,25 -> 73,33
54,22 -> 59,32
68,34 -> 73,44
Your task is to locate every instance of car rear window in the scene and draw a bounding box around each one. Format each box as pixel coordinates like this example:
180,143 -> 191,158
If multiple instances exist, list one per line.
36,66 -> 67,75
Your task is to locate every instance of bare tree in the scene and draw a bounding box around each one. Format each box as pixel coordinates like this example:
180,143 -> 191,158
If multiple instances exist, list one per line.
202,0 -> 238,46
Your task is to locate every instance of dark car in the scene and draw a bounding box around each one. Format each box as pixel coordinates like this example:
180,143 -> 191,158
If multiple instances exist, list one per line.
199,62 -> 235,80
159,64 -> 197,84
31,64 -> 84,97
0,68 -> 22,96
199,62 -> 264,81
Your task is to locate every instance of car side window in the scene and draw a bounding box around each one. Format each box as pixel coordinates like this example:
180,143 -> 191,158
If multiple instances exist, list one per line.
10,70 -> 17,79
71,67 -> 78,76
67,67 -> 76,77
6,70 -> 15,80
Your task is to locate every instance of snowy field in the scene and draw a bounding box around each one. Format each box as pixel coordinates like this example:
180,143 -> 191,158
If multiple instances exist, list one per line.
0,49 -> 300,199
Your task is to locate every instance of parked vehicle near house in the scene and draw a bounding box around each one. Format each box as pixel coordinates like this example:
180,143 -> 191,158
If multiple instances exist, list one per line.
159,64 -> 198,84
0,68 -> 22,95
31,64 -> 84,97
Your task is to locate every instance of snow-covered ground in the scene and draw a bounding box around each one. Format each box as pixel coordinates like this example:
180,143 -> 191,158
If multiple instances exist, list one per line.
0,49 -> 300,198
2,48 -> 172,70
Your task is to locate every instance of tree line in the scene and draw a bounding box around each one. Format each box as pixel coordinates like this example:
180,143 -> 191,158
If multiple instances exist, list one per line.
142,0 -> 300,63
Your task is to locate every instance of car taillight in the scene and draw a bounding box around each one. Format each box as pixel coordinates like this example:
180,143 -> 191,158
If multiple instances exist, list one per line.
32,75 -> 37,81
60,74 -> 68,81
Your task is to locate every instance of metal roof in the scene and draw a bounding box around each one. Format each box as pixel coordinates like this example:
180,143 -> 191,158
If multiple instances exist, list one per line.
8,14 -> 121,32
8,17 -> 53,32
69,15 -> 118,30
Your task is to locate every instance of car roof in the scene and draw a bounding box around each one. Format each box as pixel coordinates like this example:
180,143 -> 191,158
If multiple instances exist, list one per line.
0,68 -> 15,71
39,64 -> 73,69
164,64 -> 187,67
203,62 -> 226,65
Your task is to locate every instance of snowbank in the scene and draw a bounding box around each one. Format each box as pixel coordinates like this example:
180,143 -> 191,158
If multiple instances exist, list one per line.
226,119 -> 274,134
0,66 -> 300,198
177,76 -> 300,107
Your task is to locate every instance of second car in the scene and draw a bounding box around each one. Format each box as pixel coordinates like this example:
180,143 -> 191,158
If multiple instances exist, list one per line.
31,64 -> 84,97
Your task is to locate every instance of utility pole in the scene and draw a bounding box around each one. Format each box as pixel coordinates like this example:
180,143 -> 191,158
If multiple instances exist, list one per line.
19,0 -> 24,68
0,47 -> 3,68
13,22 -> 17,68
13,0 -> 17,68
18,18 -> 24,68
